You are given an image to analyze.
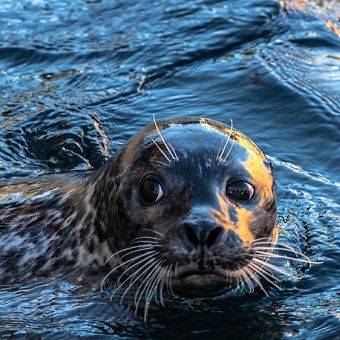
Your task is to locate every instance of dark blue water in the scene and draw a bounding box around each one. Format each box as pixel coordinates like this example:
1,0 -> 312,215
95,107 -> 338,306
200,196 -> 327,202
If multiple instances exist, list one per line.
0,0 -> 339,338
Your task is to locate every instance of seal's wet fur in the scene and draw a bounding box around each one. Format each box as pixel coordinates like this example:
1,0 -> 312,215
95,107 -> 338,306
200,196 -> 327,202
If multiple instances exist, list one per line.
0,117 -> 277,296
0,173 -> 113,283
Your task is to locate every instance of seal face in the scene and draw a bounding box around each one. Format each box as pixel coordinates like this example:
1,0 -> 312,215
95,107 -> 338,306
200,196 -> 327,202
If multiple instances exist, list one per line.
103,117 -> 277,298
0,116 -> 277,302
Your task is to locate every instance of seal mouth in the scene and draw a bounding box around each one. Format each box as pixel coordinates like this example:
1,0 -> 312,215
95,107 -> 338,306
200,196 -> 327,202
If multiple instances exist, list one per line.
178,270 -> 224,284
178,270 -> 219,279
172,266 -> 230,297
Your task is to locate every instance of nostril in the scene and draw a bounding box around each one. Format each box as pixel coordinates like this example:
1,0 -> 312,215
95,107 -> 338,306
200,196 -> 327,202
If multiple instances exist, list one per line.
206,226 -> 223,249
183,224 -> 223,249
184,224 -> 200,247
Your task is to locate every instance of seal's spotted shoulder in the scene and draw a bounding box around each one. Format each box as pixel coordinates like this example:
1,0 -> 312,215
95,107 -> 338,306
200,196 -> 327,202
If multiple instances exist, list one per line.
0,173 -> 113,282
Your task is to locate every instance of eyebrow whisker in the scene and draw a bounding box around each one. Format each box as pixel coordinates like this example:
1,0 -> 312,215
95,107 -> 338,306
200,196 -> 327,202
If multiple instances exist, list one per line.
217,118 -> 233,165
151,138 -> 171,163
153,114 -> 178,161
222,119 -> 234,163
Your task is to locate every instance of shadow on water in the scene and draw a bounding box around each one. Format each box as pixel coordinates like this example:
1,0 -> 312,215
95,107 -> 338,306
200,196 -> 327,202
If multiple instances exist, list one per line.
146,297 -> 288,339
0,0 -> 339,338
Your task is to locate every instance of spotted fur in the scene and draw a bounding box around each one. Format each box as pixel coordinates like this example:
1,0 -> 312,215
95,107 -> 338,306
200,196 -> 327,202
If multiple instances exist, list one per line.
0,172 -> 114,283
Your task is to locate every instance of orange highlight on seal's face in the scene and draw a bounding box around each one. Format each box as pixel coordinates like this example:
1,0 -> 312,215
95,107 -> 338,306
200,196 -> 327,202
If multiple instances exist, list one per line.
211,130 -> 275,245
212,195 -> 254,245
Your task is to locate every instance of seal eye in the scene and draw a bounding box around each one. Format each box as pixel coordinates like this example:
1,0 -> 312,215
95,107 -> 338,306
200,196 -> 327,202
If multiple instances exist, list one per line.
139,179 -> 164,204
226,181 -> 254,201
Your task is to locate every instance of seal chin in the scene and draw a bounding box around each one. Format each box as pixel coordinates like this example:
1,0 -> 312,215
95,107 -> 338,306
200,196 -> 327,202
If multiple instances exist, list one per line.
172,269 -> 229,298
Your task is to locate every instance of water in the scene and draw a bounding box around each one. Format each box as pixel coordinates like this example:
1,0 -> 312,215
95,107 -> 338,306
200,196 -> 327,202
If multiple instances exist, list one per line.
0,0 -> 339,338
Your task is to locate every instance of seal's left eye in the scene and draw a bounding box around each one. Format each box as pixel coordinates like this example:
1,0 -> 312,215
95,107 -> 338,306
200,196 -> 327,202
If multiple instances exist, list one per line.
139,179 -> 164,204
226,181 -> 255,201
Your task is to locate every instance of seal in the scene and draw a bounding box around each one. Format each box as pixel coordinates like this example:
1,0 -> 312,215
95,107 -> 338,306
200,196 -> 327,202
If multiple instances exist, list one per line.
2,116 -> 309,315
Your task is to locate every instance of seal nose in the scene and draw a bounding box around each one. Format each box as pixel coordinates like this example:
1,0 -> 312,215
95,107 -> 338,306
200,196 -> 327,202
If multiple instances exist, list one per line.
183,223 -> 223,249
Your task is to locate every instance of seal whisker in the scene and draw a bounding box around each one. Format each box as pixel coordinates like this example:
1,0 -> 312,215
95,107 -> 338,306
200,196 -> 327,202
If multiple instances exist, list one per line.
253,240 -> 292,245
101,251 -> 159,291
167,264 -> 176,298
118,256 -> 163,304
132,236 -> 161,241
152,266 -> 166,306
254,251 -> 314,265
234,270 -> 244,292
110,255 -> 160,302
260,244 -> 310,260
253,240 -> 297,248
246,269 -> 255,293
252,237 -> 273,243
119,247 -> 161,262
105,244 -> 160,265
154,260 -> 170,307
144,262 -> 167,321
164,264 -> 172,296
253,241 -> 304,254
217,118 -> 233,164
159,265 -> 171,307
252,258 -> 298,280
232,273 -> 238,292
152,159 -> 169,167
230,272 -> 237,292
152,138 -> 171,163
217,139 -> 229,164
101,252 -> 156,295
131,240 -> 160,245
253,242 -> 303,252
125,258 -> 166,307
253,245 -> 312,262
223,155 -> 235,168
240,268 -> 253,293
134,270 -> 157,315
134,258 -> 166,318
234,274 -> 240,294
146,258 -> 168,306
243,265 -> 269,297
133,257 -> 165,306
145,262 -> 165,304
238,273 -> 246,293
140,228 -> 165,238
105,245 -> 160,267
223,137 -> 235,165
238,273 -> 246,292
153,114 -> 178,161
248,262 -> 283,291
160,265 -> 171,297
249,260 -> 283,283
254,246 -> 305,259
216,139 -> 224,161
116,251 -> 160,286
168,142 -> 179,162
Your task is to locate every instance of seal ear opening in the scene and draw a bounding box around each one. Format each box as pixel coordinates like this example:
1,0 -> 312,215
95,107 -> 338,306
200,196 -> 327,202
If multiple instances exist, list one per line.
264,158 -> 274,171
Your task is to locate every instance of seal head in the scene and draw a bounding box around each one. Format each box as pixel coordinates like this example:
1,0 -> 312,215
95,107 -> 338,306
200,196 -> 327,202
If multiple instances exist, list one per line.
105,117 -> 277,298
0,116 -> 277,299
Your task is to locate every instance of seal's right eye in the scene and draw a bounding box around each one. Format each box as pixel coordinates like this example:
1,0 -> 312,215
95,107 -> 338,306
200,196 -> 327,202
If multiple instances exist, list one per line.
139,179 -> 164,204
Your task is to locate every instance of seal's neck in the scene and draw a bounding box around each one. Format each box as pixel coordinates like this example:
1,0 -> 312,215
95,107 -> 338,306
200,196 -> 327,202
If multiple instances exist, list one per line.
56,170 -> 117,268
